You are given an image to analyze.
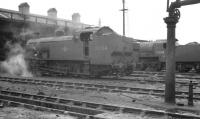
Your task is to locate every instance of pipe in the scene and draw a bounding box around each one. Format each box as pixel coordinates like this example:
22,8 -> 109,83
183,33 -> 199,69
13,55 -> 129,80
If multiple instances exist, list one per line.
180,0 -> 200,6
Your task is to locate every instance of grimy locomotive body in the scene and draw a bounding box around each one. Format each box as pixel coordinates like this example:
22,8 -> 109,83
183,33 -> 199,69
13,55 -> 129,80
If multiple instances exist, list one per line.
26,26 -> 139,77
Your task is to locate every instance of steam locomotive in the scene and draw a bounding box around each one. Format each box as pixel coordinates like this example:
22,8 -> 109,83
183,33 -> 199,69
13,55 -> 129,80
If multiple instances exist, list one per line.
26,26 -> 139,77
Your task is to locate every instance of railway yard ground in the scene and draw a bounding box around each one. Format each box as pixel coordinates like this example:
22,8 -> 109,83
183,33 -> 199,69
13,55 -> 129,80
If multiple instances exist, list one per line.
0,72 -> 200,119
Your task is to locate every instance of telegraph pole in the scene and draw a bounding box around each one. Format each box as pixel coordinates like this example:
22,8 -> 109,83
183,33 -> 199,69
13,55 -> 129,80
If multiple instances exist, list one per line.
121,0 -> 128,36
164,0 -> 200,104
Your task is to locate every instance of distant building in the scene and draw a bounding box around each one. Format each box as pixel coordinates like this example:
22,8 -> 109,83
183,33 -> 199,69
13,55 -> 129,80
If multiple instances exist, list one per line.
47,8 -> 57,18
72,13 -> 80,23
18,2 -> 30,14
0,2 -> 92,39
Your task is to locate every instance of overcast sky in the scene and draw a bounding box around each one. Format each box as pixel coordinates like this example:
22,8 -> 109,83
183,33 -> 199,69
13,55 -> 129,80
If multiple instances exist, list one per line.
0,0 -> 200,44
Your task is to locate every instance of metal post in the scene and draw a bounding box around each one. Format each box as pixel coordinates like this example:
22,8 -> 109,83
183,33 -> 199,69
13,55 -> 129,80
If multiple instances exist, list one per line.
188,80 -> 194,106
122,0 -> 125,36
121,0 -> 128,36
164,9 -> 180,104
163,0 -> 200,104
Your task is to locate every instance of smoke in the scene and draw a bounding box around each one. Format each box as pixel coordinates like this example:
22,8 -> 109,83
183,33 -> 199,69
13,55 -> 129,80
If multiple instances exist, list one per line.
0,43 -> 32,77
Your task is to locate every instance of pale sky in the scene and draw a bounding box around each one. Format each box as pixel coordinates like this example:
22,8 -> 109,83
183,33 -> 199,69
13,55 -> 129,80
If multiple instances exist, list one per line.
0,0 -> 200,45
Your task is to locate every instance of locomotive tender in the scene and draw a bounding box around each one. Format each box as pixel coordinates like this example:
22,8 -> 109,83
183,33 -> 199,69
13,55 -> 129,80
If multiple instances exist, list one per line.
26,26 -> 139,76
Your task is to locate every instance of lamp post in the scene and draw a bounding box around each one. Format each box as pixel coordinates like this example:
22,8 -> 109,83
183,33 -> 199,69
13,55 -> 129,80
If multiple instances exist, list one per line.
164,0 -> 200,104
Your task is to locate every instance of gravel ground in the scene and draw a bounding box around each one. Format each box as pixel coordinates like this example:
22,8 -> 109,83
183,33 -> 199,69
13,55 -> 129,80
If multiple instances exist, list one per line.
95,112 -> 168,119
0,107 -> 75,119
0,74 -> 200,118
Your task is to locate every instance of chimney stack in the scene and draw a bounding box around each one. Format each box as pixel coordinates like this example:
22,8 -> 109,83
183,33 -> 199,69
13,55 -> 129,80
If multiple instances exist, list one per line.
72,13 -> 80,23
18,2 -> 30,14
47,8 -> 57,18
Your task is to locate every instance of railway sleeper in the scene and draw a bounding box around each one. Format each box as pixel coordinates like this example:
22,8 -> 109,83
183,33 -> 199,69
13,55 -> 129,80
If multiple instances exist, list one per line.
167,112 -> 200,119
45,97 -> 58,102
75,86 -> 85,90
84,84 -> 94,87
1,90 -> 10,95
55,84 -> 64,88
129,88 -> 140,91
105,86 -> 116,89
59,99 -> 73,104
152,89 -> 164,93
67,112 -> 87,119
9,101 -> 23,107
85,103 -> 101,109
94,85 -> 104,88
41,80 -> 48,83
122,107 -> 142,114
64,105 -> 103,115
74,83 -> 83,86
101,105 -> 121,112
23,103 -> 36,109
65,82 -> 73,85
98,89 -> 109,92
34,80 -> 40,82
10,92 -> 21,96
46,83 -> 54,87
73,101 -> 84,106
33,95 -> 45,100
86,87 -> 98,91
111,89 -> 123,93
144,110 -> 166,117
56,81 -> 63,85
65,85 -> 75,89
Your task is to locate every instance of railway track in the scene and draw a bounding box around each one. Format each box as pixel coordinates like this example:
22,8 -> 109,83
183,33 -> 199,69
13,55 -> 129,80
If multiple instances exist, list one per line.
129,74 -> 200,80
0,76 -> 200,100
0,90 -> 200,119
101,76 -> 199,86
131,71 -> 200,80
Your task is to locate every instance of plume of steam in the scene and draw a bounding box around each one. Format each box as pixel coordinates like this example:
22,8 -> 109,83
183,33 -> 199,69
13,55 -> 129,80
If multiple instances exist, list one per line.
0,43 -> 32,77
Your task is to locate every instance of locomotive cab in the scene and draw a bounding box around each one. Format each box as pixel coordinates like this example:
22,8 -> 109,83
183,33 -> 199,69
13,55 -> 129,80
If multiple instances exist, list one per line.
80,31 -> 93,41
79,31 -> 94,76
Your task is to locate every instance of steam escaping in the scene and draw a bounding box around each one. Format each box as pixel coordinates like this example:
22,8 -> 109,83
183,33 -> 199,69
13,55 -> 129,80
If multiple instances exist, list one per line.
0,43 -> 32,77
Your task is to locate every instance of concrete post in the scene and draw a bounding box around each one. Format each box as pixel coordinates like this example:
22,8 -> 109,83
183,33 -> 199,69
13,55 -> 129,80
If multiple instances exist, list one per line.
164,16 -> 179,104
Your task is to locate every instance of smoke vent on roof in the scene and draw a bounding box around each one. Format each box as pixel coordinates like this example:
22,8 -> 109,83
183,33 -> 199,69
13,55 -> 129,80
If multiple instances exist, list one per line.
72,13 -> 80,23
18,2 -> 30,14
47,8 -> 57,18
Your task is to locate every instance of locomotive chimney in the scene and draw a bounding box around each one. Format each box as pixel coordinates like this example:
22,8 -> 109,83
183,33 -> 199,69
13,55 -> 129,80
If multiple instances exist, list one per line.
72,13 -> 80,23
47,8 -> 57,18
18,2 -> 30,14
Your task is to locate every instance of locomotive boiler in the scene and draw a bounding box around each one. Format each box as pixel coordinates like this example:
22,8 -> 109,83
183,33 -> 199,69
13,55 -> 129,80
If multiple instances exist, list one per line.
26,26 -> 139,77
